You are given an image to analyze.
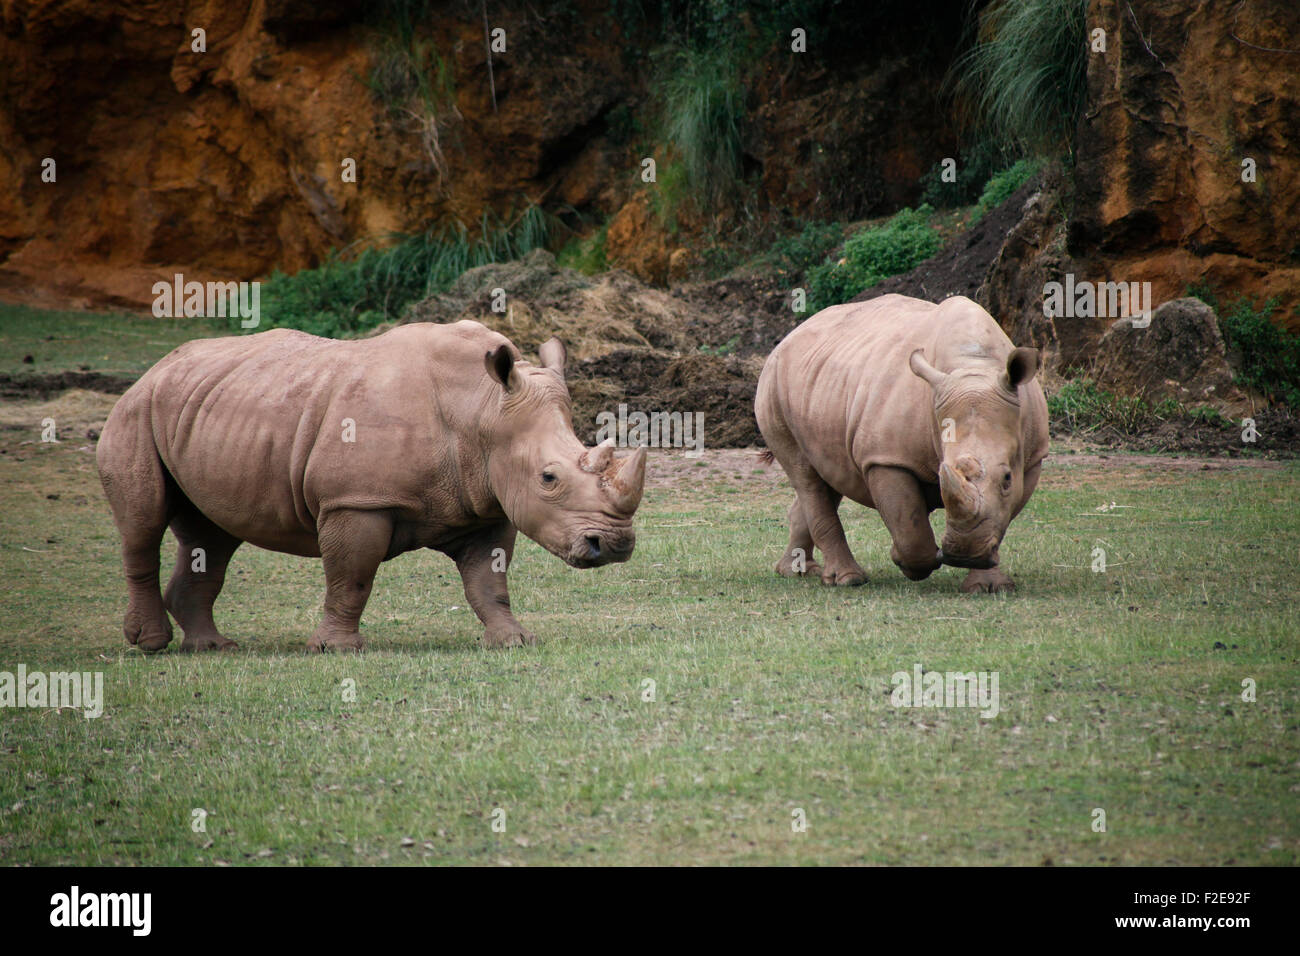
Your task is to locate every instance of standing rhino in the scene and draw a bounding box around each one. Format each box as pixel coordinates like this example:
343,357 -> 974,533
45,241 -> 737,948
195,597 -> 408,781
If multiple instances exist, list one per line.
97,320 -> 646,652
755,294 -> 1048,593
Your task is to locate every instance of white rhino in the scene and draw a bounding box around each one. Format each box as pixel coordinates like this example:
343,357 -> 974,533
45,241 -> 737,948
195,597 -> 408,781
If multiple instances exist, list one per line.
756,294 -> 1049,592
97,320 -> 646,652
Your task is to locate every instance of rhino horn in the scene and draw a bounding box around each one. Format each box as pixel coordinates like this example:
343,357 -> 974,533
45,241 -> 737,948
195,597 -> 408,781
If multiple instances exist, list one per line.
580,438 -> 616,474
939,459 -> 981,518
606,445 -> 647,514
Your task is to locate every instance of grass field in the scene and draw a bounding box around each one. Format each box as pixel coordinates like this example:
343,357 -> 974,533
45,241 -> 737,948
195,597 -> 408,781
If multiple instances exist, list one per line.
1,308 -> 1297,865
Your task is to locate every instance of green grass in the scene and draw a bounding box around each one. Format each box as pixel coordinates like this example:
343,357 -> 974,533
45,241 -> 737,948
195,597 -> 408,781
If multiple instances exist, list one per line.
971,158 -> 1041,222
1047,379 -> 1235,435
949,0 -> 1088,157
806,206 -> 942,311
257,205 -> 552,338
2,426 -> 1297,863
0,306 -> 225,377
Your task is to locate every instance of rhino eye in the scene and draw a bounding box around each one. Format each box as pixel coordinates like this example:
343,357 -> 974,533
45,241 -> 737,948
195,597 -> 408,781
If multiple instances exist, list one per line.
541,471 -> 557,485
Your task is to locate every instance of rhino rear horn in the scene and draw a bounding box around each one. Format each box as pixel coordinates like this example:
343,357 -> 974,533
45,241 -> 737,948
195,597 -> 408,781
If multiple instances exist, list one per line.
607,445 -> 647,514
580,438 -> 616,473
909,349 -> 947,388
539,338 -> 567,377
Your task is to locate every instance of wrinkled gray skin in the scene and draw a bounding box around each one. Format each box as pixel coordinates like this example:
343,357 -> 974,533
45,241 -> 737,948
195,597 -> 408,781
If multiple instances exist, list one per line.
756,294 -> 1049,593
97,320 -> 646,652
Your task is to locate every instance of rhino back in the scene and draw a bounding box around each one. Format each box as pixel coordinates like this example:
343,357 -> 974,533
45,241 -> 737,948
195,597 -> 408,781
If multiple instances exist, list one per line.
761,295 -> 1021,489
126,322 -> 509,553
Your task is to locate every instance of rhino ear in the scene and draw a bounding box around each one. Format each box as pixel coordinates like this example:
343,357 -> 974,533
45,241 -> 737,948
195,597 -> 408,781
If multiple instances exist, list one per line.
484,345 -> 520,392
1003,347 -> 1040,391
909,349 -> 946,388
539,337 -> 567,378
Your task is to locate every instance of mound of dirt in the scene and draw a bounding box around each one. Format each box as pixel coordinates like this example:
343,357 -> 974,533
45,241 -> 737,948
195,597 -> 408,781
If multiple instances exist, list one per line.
402,249 -> 697,358
1050,405 -> 1300,459
0,371 -> 135,400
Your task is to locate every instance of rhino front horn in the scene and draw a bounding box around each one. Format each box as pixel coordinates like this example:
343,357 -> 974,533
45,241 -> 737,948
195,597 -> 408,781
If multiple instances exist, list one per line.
607,445 -> 647,514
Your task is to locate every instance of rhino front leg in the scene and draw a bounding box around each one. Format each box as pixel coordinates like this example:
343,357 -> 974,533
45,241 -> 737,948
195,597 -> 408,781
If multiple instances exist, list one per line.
308,509 -> 393,652
774,497 -> 823,578
866,466 -> 942,581
451,522 -> 536,649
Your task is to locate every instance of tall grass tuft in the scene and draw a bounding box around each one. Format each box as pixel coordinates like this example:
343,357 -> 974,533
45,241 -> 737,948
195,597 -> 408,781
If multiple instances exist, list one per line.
949,0 -> 1088,157
653,41 -> 745,216
254,205 -> 553,339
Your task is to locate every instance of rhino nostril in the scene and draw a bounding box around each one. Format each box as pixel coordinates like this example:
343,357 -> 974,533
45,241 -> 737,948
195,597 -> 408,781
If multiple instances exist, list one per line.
585,535 -> 601,557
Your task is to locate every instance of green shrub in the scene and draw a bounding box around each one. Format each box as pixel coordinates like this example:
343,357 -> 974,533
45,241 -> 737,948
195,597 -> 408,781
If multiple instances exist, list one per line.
806,206 -> 941,312
918,138 -> 1009,210
253,205 -> 552,338
765,220 -> 845,279
949,0 -> 1088,157
971,158 -> 1041,221
1189,285 -> 1300,407
556,224 -> 610,275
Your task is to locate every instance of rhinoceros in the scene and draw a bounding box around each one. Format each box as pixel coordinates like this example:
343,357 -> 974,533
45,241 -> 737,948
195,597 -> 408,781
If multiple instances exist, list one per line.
755,294 -> 1048,593
96,320 -> 646,652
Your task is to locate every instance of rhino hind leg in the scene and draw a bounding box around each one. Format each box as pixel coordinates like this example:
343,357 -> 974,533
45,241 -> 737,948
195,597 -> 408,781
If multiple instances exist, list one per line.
163,501 -> 243,652
774,497 -> 823,579
865,466 -> 943,582
308,509 -> 393,653
99,424 -> 176,653
449,522 -> 537,649
785,466 -> 865,587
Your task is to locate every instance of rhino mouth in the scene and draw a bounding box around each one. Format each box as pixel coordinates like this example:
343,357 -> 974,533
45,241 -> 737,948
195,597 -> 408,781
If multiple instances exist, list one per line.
564,530 -> 635,568
939,542 -> 1000,570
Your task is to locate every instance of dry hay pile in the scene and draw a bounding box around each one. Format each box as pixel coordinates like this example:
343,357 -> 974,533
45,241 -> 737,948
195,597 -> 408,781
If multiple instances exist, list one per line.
402,249 -> 767,447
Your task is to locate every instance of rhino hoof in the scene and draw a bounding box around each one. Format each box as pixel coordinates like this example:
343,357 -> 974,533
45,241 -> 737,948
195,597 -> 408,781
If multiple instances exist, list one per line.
822,568 -> 867,587
180,635 -> 240,653
307,631 -> 365,653
775,558 -> 822,578
482,626 -> 538,649
959,570 -> 1016,594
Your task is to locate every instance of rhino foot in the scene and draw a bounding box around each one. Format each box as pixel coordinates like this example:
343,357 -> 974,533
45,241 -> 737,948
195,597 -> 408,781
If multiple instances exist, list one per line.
821,566 -> 867,587
124,610 -> 173,653
959,568 -> 1016,594
180,634 -> 240,653
307,630 -> 365,653
482,625 -> 538,649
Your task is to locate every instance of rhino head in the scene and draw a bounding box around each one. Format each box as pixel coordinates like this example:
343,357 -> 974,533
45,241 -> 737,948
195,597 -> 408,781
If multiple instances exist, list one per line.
483,337 -> 646,568
909,346 -> 1040,570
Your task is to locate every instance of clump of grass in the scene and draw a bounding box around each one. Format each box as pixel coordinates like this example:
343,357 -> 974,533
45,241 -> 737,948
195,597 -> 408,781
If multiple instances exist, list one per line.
254,205 -> 552,338
651,40 -> 745,222
971,158 -> 1041,221
806,206 -> 941,312
1189,284 -> 1300,408
918,138 -> 1011,209
556,224 -> 610,275
1048,379 -> 1234,435
763,220 -> 845,280
949,0 -> 1088,157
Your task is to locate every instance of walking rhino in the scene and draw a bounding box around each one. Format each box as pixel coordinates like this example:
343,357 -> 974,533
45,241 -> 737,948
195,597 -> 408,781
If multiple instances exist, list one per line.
97,320 -> 647,652
756,294 -> 1048,593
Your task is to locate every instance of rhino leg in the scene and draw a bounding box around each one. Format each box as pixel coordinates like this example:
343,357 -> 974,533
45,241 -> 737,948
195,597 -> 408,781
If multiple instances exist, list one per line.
308,509 -> 393,653
774,498 -> 823,578
163,501 -> 242,652
866,466 -> 943,582
789,471 -> 865,587
99,422 -> 175,653
450,522 -> 537,649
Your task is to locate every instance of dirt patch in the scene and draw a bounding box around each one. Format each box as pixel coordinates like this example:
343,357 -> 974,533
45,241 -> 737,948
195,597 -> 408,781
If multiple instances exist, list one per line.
1051,405 -> 1300,458
0,371 -> 135,400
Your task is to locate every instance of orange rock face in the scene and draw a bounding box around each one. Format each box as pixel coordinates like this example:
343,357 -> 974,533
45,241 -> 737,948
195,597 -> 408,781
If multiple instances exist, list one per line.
1071,0 -> 1300,326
